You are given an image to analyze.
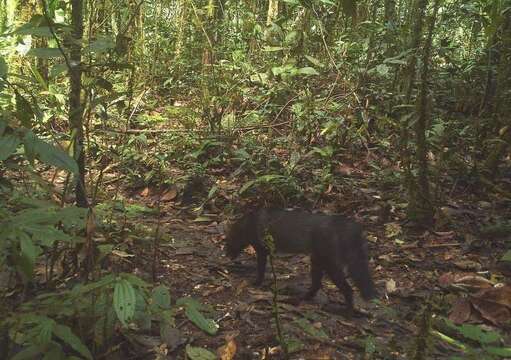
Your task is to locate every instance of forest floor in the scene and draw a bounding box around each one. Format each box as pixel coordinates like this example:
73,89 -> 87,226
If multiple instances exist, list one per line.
105,157 -> 511,359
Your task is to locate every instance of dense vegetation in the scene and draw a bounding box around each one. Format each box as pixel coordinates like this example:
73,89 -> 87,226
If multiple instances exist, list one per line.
0,0 -> 510,358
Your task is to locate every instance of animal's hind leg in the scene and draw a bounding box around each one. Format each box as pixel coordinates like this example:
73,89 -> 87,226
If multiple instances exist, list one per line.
325,265 -> 354,311
304,252 -> 324,300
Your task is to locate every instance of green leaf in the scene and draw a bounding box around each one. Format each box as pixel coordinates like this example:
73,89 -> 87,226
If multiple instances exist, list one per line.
16,93 -> 34,127
296,67 -> 319,75
185,345 -> 217,360
114,279 -> 136,327
23,132 -> 78,174
184,305 -> 219,335
0,56 -> 8,77
20,233 -> 40,266
78,274 -> 115,294
304,55 -> 323,67
36,317 -> 55,345
10,345 -> 42,360
0,134 -> 21,161
485,346 -> 511,357
120,272 -> 150,288
50,64 -> 68,78
294,317 -> 329,339
88,37 -> 116,53
376,64 -> 390,76
53,324 -> 93,360
25,225 -> 74,246
285,337 -> 305,353
263,46 -> 285,52
42,343 -> 65,360
152,285 -> 171,310
26,48 -> 63,59
443,319 -> 502,345
501,250 -> 511,262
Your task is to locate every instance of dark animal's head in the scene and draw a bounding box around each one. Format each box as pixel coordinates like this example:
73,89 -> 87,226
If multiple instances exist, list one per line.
224,215 -> 251,259
348,239 -> 378,300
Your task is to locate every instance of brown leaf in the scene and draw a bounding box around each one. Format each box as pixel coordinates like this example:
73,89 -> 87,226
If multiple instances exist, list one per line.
473,285 -> 511,308
454,260 -> 482,271
161,186 -> 178,201
471,297 -> 511,326
217,336 -> 237,360
449,298 -> 472,324
454,275 -> 494,291
140,187 -> 151,197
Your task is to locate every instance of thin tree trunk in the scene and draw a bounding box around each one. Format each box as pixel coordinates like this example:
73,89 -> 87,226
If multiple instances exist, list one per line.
398,0 -> 428,222
70,0 -> 88,207
412,0 -> 440,224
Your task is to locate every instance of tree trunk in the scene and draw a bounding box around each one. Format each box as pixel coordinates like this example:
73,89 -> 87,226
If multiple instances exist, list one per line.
397,0 -> 428,222
412,0 -> 439,224
69,0 -> 88,207
267,0 -> 279,25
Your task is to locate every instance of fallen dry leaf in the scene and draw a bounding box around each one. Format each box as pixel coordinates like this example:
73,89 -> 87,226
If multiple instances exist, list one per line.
140,187 -> 151,197
471,297 -> 511,326
449,297 -> 472,324
454,260 -> 482,271
217,335 -> 237,360
385,279 -> 397,294
473,284 -> 511,308
161,186 -> 178,201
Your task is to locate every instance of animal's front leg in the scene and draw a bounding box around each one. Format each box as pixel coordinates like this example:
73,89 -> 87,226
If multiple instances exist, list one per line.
304,252 -> 324,300
254,251 -> 268,286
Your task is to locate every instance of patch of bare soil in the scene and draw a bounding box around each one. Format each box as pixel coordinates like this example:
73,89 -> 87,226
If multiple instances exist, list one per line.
120,196 -> 509,359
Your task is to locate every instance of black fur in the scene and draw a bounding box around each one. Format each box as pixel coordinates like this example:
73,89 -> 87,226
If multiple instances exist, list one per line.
225,209 -> 377,310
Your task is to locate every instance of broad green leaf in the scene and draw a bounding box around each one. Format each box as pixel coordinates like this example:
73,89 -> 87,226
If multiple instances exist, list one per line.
12,208 -> 60,226
114,279 -> 136,326
304,55 -> 323,67
36,317 -> 55,345
53,324 -> 93,360
184,305 -> 219,335
23,132 -> 78,174
176,297 -> 205,310
443,319 -> 502,345
25,225 -> 74,246
296,67 -> 319,76
50,64 -> 68,78
78,274 -> 115,294
13,246 -> 35,281
485,346 -> 511,357
152,285 -> 171,310
185,345 -> 217,360
120,272 -> 150,288
88,37 -> 115,53
0,134 -> 21,161
26,48 -> 63,59
20,233 -> 39,265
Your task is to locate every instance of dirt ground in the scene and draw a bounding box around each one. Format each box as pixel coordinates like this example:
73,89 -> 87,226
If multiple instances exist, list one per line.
120,189 -> 510,359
